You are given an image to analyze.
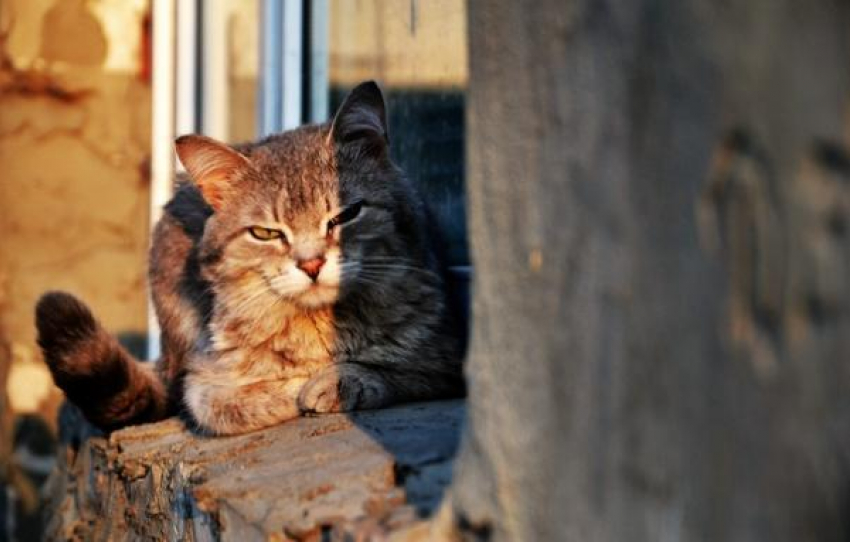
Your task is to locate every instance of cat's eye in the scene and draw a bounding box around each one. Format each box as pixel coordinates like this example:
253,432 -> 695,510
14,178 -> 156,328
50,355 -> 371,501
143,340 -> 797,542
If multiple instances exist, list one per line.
248,226 -> 284,241
327,201 -> 364,232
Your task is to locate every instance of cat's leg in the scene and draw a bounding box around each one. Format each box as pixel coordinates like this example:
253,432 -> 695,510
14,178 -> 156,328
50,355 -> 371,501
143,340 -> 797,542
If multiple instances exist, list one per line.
299,360 -> 466,414
184,374 -> 304,435
297,364 -> 396,414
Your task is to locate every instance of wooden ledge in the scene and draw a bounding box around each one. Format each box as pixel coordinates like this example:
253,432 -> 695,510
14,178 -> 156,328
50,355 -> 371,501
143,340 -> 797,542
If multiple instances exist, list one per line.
44,400 -> 464,541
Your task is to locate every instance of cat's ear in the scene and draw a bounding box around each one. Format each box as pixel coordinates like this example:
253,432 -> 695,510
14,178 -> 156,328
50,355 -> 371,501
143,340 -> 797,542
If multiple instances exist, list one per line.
174,135 -> 252,209
328,81 -> 389,152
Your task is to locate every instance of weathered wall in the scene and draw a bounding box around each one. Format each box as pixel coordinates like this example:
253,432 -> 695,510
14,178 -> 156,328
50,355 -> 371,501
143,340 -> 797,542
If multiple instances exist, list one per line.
0,0 -> 150,423
0,0 -> 150,538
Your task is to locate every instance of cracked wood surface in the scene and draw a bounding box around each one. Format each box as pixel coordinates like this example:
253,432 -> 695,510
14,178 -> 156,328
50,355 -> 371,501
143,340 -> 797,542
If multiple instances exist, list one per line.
44,400 -> 463,541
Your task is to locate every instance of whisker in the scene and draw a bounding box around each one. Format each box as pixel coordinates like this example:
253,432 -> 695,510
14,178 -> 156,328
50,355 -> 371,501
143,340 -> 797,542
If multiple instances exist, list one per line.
358,259 -> 434,266
348,271 -> 438,291
222,284 -> 279,317
356,264 -> 441,279
358,256 -> 439,269
339,270 -> 387,289
346,277 -> 388,290
355,273 -> 438,289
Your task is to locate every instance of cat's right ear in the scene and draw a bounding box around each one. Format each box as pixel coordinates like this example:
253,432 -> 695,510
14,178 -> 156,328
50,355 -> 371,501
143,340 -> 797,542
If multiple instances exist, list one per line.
174,135 -> 252,210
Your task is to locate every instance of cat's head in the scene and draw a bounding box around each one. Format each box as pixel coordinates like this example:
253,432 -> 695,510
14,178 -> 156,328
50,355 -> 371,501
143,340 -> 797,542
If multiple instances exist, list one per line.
175,81 -> 424,314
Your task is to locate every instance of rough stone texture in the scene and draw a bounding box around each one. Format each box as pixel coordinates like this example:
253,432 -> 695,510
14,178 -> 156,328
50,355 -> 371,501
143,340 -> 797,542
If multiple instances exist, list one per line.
44,400 -> 463,541
444,1 -> 850,541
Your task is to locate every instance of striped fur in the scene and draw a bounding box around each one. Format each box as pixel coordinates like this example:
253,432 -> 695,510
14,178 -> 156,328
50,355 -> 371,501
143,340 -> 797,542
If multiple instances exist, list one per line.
34,82 -> 465,435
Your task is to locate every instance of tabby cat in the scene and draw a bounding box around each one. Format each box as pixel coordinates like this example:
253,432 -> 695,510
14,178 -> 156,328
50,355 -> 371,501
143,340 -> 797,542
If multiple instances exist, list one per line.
35,81 -> 465,435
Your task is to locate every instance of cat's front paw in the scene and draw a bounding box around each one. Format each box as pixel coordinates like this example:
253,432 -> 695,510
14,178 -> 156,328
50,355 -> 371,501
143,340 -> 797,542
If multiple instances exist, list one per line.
298,365 -> 391,414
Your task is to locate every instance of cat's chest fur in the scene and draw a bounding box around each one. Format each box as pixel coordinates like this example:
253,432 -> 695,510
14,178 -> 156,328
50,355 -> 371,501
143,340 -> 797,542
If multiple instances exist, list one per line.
268,309 -> 336,365
208,306 -> 337,379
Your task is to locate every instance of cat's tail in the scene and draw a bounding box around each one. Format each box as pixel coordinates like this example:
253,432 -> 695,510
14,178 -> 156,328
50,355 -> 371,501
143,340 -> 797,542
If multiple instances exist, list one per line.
35,291 -> 168,431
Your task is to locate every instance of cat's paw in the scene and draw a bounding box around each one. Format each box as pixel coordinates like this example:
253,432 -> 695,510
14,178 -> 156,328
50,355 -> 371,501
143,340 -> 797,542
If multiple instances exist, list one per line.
298,365 -> 391,414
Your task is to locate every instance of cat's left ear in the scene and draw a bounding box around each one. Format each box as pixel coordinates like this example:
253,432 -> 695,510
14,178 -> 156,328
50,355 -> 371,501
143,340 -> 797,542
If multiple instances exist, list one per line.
328,81 -> 389,152
175,135 -> 252,210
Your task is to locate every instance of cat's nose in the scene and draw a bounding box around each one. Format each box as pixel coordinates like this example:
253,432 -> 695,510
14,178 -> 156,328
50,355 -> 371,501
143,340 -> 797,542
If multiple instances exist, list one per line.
297,257 -> 326,281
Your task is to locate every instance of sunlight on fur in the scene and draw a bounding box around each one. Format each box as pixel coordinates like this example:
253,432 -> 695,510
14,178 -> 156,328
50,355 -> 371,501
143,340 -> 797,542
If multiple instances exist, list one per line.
35,82 -> 466,436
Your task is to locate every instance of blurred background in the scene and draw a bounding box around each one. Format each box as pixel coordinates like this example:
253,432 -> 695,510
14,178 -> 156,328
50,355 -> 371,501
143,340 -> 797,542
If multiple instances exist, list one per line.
0,0 -> 467,538
4,1 -> 850,540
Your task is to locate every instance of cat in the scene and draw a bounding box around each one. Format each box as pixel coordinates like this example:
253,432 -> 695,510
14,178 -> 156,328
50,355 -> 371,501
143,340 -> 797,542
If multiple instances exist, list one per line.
35,81 -> 466,435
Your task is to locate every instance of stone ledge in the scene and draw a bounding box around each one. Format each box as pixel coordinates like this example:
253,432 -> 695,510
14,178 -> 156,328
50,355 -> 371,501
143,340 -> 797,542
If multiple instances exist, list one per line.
44,400 -> 464,541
